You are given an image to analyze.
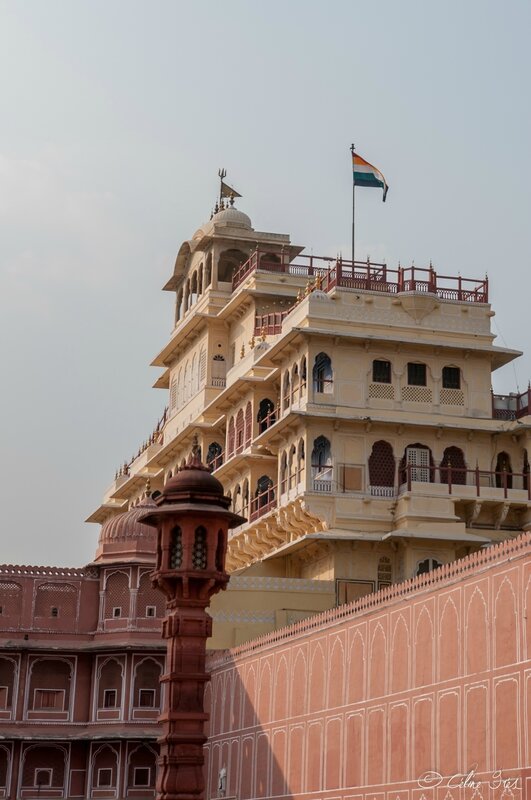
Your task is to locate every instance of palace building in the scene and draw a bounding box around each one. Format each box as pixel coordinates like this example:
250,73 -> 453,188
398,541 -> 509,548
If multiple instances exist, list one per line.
1,195 -> 530,799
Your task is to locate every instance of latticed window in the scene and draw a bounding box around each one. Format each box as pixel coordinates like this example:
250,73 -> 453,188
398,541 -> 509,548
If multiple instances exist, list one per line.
377,556 -> 392,588
407,363 -> 427,386
170,378 -> 177,410
368,441 -> 395,487
0,581 -> 22,617
372,360 -> 391,383
137,571 -> 165,618
35,583 -> 77,619
192,527 -> 207,570
170,527 -> 183,569
442,366 -> 460,389
104,572 -> 130,619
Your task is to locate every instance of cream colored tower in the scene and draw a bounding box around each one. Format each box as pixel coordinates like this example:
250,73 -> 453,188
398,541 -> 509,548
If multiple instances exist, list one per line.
88,198 -> 531,646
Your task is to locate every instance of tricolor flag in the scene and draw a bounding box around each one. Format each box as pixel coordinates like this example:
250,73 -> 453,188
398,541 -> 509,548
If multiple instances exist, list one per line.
352,151 -> 388,202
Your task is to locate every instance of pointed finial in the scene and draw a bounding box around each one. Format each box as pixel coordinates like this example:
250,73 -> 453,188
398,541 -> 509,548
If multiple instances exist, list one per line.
145,478 -> 151,497
229,192 -> 235,207
214,201 -> 219,214
190,434 -> 202,467
261,326 -> 267,342
240,343 -> 245,358
249,336 -> 256,349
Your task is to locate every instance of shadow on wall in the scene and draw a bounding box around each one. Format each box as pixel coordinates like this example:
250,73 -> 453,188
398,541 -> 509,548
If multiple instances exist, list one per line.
204,653 -> 295,800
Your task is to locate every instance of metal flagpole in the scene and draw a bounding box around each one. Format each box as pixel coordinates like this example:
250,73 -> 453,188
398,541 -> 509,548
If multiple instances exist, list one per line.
350,143 -> 355,264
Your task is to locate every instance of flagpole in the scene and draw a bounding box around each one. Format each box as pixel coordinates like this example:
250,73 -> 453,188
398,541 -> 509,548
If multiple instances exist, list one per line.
350,143 -> 355,264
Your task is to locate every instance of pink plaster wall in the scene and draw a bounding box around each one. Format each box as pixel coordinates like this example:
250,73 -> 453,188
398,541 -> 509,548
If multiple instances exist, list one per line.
206,533 -> 531,800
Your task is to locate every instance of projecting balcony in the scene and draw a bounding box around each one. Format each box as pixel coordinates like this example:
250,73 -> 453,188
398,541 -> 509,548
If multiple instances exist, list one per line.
492,388 -> 530,420
233,250 -> 489,304
398,463 -> 530,501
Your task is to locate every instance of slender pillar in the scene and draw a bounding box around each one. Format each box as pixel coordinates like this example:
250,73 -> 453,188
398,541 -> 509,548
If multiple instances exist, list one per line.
140,443 -> 245,800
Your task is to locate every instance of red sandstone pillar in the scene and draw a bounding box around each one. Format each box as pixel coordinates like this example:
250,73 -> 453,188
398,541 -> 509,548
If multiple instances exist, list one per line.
140,445 -> 245,800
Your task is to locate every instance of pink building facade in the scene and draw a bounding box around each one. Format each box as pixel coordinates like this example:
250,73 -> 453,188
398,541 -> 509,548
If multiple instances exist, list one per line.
0,499 -> 166,799
205,533 -> 531,800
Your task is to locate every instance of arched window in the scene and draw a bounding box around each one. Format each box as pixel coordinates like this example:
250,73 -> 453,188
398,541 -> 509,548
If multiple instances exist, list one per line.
400,444 -> 434,484
234,484 -> 242,513
257,398 -> 275,433
91,745 -> 118,792
313,352 -> 333,393
235,409 -> 245,454
297,438 -> 305,482
98,658 -> 123,709
244,401 -> 252,446
283,371 -> 291,409
368,441 -> 395,495
193,527 -> 207,570
311,436 -> 332,486
190,272 -> 198,305
104,572 -> 130,619
280,452 -> 288,493
29,658 -> 72,712
211,354 -> 226,387
300,356 -> 307,393
133,659 -> 162,709
127,744 -> 157,792
440,446 -> 467,485
21,745 -> 67,791
227,418 -> 235,458
198,264 -> 204,295
288,444 -> 297,488
207,442 -> 223,470
170,527 -> 183,569
416,558 -> 442,576
292,363 -> 300,402
204,254 -> 212,287
495,451 -> 513,489
255,476 -> 274,506
242,479 -> 250,516
218,249 -> 248,283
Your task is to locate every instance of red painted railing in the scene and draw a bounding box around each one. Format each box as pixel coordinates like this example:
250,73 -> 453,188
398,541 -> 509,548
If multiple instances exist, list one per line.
492,388 -> 530,420
234,250 -> 489,304
401,463 -> 530,499
254,312 -> 289,336
250,485 -> 277,521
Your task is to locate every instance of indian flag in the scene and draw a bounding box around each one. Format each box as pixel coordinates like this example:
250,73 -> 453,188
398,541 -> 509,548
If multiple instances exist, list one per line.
352,151 -> 389,201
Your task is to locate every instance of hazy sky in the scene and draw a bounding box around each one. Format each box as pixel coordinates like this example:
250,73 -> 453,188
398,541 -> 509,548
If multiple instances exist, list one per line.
1,0 -> 530,566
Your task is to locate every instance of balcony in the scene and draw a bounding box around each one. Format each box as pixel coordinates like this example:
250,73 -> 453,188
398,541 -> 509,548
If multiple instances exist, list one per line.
234,250 -> 489,304
399,463 -> 530,500
492,388 -> 530,420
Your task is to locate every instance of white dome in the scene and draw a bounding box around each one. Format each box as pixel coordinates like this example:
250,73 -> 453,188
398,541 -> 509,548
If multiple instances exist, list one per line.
212,206 -> 253,229
311,289 -> 331,301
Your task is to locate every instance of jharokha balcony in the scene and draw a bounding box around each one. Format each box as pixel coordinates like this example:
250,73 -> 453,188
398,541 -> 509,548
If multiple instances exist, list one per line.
233,249 -> 489,304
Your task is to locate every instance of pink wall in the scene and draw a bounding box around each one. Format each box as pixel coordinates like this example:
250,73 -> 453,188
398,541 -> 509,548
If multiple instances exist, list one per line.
206,534 -> 531,800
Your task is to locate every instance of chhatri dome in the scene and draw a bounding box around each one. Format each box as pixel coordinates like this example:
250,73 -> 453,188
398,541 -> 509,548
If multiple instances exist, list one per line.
208,202 -> 252,231
94,490 -> 157,563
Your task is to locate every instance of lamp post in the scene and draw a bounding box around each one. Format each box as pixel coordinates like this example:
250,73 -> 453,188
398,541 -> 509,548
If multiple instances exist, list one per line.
140,443 -> 245,800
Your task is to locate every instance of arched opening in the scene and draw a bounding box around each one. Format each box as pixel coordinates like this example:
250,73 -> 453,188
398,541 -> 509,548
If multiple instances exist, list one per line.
280,452 -> 288,493
218,249 -> 248,283
311,436 -> 332,489
253,475 -> 275,517
416,557 -> 442,576
400,443 -> 434,484
190,271 -> 198,306
211,354 -> 226,387
244,401 -> 252,446
313,352 -> 333,394
204,253 -> 212,287
170,527 -> 183,569
288,444 -> 297,488
127,744 -> 157,793
227,418 -> 235,458
198,264 -> 204,295
368,441 -> 395,495
257,398 -> 275,433
192,527 -> 207,570
259,252 -> 281,270
297,438 -> 305,483
292,363 -> 300,403
233,484 -> 242,514
283,371 -> 291,409
235,409 -> 245,454
300,356 -> 307,394
207,442 -> 223,470
440,446 -> 467,485
176,288 -> 183,322
133,659 -> 162,710
495,451 -> 513,489
242,479 -> 250,517
98,658 -> 123,710
185,278 -> 191,310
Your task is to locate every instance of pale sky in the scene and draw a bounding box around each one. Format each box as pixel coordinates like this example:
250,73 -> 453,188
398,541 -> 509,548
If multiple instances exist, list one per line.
1,0 -> 530,566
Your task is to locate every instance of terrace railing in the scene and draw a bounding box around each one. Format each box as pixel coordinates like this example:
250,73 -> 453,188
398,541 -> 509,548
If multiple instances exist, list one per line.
400,463 -> 530,499
492,388 -> 531,420
250,485 -> 277,521
235,250 -> 489,304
